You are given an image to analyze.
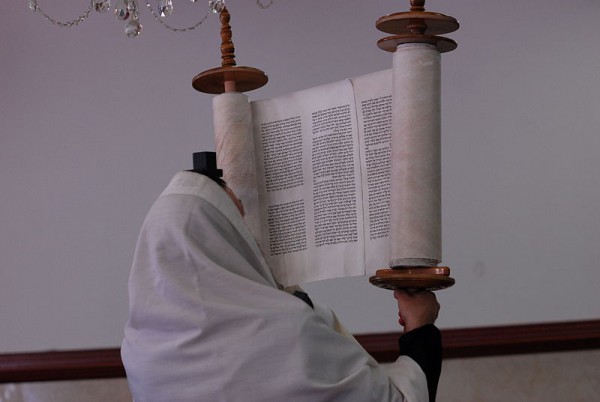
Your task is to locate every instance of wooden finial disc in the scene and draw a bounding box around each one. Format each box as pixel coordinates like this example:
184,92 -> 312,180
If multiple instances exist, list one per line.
377,34 -> 457,53
376,11 -> 459,36
376,0 -> 459,54
192,66 -> 268,94
369,267 -> 455,291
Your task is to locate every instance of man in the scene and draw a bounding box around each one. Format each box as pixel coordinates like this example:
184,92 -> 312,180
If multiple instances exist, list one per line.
122,152 -> 441,402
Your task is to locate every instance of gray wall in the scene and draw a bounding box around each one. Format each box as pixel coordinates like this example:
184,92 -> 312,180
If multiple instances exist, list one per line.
1,0 -> 599,352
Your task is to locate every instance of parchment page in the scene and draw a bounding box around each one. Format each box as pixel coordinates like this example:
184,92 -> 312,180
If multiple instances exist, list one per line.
351,69 -> 393,275
251,80 -> 365,286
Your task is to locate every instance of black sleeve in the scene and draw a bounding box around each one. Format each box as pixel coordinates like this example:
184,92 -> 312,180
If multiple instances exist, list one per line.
292,290 -> 314,309
398,324 -> 442,402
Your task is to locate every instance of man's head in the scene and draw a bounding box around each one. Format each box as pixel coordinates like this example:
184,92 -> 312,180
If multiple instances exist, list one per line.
190,151 -> 244,216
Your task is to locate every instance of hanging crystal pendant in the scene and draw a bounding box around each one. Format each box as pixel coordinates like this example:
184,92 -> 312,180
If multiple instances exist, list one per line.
125,18 -> 142,37
28,0 -> 38,12
93,0 -> 111,13
190,0 -> 199,3
114,0 -> 130,20
208,0 -> 225,14
126,0 -> 137,13
158,0 -> 174,17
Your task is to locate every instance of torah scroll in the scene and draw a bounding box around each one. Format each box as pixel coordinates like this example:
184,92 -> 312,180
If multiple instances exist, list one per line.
211,54 -> 442,285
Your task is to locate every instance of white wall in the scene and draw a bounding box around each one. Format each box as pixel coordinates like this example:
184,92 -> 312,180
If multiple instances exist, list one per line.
1,0 -> 599,352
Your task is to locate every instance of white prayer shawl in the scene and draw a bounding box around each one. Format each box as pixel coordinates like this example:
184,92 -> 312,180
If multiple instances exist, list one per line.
122,171 -> 428,402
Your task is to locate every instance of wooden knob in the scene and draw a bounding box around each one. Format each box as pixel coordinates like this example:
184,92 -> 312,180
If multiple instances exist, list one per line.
192,6 -> 268,94
410,0 -> 425,12
219,7 -> 236,68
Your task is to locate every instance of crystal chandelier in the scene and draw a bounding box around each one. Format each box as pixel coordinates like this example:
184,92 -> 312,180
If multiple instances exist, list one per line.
26,0 -> 275,38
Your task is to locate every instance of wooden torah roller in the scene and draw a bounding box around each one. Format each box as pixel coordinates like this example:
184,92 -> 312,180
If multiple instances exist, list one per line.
369,266 -> 455,291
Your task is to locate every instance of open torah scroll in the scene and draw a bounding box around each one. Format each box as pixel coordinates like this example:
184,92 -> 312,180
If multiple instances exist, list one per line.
215,44 -> 444,287
215,69 -> 398,287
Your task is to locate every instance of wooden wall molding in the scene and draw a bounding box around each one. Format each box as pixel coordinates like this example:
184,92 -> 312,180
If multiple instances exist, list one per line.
0,348 -> 125,384
1,319 -> 598,383
358,319 -> 600,363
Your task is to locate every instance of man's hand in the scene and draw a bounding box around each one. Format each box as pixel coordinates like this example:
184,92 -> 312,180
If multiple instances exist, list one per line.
394,290 -> 440,332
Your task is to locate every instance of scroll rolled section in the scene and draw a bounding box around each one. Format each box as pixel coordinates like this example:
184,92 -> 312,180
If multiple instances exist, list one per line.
389,43 -> 442,268
213,92 -> 261,240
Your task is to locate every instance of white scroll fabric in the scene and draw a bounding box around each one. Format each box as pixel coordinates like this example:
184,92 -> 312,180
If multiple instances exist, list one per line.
121,171 -> 429,402
213,92 -> 261,240
389,43 -> 442,267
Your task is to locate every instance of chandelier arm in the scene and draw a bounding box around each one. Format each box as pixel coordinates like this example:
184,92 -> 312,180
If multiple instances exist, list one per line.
144,0 -> 209,33
29,1 -> 92,28
27,0 -> 275,35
